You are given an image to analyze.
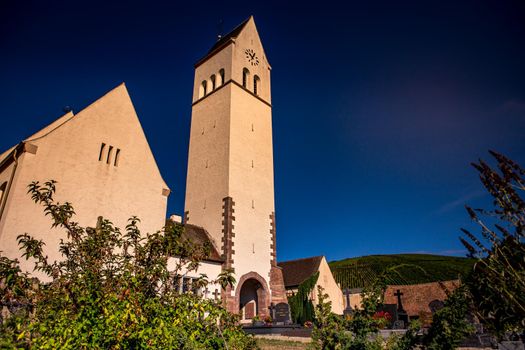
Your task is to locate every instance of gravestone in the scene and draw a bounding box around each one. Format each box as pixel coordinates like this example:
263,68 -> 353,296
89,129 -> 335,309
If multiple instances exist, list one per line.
392,320 -> 405,330
343,288 -> 354,316
428,299 -> 444,314
274,302 -> 291,324
268,303 -> 276,320
394,289 -> 408,326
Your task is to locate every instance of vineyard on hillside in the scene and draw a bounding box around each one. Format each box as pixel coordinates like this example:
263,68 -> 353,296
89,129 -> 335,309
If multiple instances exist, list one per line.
329,254 -> 475,289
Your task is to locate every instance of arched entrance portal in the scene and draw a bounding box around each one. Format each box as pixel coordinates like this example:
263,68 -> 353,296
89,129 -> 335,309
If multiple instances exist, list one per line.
235,272 -> 270,320
239,279 -> 261,319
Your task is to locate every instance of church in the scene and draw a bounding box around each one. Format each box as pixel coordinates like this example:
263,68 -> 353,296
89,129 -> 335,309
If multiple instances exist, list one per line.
0,16 -> 298,320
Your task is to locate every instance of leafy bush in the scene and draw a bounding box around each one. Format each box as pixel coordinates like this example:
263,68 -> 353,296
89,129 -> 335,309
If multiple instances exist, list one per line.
423,285 -> 474,350
0,181 -> 258,349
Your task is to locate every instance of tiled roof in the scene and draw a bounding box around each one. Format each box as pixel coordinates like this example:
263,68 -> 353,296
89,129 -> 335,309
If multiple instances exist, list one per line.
278,256 -> 323,288
383,280 -> 460,317
166,220 -> 223,263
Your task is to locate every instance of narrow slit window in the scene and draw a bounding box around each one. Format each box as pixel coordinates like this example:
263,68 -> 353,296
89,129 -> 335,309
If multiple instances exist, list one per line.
252,199 -> 255,209
210,75 -> 216,90
0,182 -> 7,204
219,69 -> 225,86
114,149 -> 121,166
98,143 -> 106,161
107,146 -> 113,164
200,80 -> 207,97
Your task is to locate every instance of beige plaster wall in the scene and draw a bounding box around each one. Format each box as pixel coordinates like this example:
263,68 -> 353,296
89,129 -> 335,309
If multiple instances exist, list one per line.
185,87 -> 231,246
228,84 -> 273,285
0,84 -> 169,277
312,257 -> 345,314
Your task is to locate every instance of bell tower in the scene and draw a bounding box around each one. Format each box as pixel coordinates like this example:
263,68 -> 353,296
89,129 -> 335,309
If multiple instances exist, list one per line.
184,16 -> 287,318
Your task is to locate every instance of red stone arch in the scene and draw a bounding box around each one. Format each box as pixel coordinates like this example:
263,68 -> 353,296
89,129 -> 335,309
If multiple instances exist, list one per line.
235,271 -> 270,318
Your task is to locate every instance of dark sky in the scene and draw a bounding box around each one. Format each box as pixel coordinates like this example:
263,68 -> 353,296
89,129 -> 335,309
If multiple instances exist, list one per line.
1,0 -> 524,262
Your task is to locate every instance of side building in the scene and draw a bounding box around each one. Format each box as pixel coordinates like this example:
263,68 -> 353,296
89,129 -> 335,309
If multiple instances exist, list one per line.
0,84 -> 170,279
279,256 -> 344,315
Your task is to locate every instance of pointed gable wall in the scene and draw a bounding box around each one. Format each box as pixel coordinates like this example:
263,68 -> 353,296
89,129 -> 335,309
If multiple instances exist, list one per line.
0,84 -> 169,277
231,17 -> 272,104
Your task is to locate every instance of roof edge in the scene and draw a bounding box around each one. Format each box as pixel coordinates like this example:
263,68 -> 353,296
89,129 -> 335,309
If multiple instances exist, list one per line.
278,255 -> 324,265
194,16 -> 251,68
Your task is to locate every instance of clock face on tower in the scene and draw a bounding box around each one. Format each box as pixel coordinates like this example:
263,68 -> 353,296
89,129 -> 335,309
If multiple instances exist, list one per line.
245,48 -> 259,66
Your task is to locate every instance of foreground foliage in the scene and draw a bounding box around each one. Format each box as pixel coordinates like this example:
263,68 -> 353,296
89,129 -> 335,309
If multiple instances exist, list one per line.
422,285 -> 474,350
311,268 -> 424,350
461,151 -> 525,339
0,181 -> 257,349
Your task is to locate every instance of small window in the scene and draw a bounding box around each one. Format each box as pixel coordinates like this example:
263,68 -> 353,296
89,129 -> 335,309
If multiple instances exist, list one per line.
114,149 -> 121,166
242,68 -> 250,88
173,275 -> 181,293
219,69 -> 225,86
210,75 -> 216,90
191,278 -> 200,295
0,182 -> 7,204
254,75 -> 260,95
182,277 -> 191,293
107,146 -> 113,164
98,143 -> 106,161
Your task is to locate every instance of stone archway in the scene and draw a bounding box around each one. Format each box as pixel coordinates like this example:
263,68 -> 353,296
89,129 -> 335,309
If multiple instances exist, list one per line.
235,272 -> 270,320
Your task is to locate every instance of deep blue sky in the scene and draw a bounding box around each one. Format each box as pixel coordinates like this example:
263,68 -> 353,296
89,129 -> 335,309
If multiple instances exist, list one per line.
1,1 -> 524,262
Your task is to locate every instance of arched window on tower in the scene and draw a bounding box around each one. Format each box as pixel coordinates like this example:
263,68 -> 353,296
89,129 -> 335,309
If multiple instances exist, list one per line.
210,74 -> 216,91
199,80 -> 207,98
242,68 -> 250,88
218,69 -> 225,86
253,75 -> 260,95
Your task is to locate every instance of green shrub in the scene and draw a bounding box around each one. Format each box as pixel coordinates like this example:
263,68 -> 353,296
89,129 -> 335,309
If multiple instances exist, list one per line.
0,180 -> 258,349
